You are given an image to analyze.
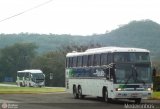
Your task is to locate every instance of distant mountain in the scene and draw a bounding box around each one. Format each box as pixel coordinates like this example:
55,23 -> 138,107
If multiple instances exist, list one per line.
97,20 -> 160,59
0,33 -> 95,53
0,19 -> 160,60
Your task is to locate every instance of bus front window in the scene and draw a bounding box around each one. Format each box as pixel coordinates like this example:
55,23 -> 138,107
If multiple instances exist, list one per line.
114,52 -> 150,63
31,73 -> 45,82
135,65 -> 152,84
115,64 -> 152,84
114,65 -> 134,84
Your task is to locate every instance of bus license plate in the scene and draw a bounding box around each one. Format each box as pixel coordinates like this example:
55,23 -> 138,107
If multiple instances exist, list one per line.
131,93 -> 139,98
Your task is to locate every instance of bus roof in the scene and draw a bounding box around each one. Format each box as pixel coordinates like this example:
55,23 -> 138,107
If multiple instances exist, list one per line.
17,69 -> 43,73
66,47 -> 150,57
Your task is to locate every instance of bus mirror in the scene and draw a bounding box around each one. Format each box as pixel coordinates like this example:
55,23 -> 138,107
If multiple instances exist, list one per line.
106,75 -> 109,80
112,63 -> 116,68
110,68 -> 114,81
105,69 -> 109,80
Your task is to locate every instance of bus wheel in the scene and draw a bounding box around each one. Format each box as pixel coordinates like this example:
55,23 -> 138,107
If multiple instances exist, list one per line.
134,98 -> 141,104
103,88 -> 112,103
29,83 -> 31,87
73,85 -> 79,99
78,86 -> 85,99
20,82 -> 23,87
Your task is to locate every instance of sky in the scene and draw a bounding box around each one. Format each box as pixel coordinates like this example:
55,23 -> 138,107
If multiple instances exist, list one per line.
0,0 -> 160,35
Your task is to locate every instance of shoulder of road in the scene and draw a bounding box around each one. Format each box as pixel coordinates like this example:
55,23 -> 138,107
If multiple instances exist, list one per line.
142,99 -> 160,104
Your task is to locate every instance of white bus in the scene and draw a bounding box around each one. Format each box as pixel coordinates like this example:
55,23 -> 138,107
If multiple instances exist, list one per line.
16,69 -> 45,87
65,47 -> 153,104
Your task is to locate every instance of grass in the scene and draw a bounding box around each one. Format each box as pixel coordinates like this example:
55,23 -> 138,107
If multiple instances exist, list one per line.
151,92 -> 160,100
0,86 -> 65,94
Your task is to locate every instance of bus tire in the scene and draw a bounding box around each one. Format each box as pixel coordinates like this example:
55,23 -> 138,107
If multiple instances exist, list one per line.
20,82 -> 23,87
103,87 -> 112,103
78,86 -> 85,99
73,85 -> 79,99
29,83 -> 31,87
134,98 -> 141,104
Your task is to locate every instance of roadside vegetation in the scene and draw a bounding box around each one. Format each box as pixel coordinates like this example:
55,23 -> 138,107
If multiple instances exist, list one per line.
151,92 -> 160,100
0,86 -> 65,94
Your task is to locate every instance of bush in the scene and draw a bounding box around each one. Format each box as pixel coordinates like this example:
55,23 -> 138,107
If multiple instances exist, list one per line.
153,76 -> 160,91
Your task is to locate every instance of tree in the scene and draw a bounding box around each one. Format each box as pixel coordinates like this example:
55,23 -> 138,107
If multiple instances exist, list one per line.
0,42 -> 37,82
32,51 -> 65,86
32,43 -> 102,87
60,43 -> 102,55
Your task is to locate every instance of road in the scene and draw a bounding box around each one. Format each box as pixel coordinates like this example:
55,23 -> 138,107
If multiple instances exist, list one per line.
0,93 -> 159,109
0,83 -> 17,87
0,83 -> 64,89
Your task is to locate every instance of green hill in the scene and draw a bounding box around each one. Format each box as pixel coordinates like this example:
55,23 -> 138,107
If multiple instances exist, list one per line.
99,20 -> 160,59
0,19 -> 160,60
0,33 -> 93,53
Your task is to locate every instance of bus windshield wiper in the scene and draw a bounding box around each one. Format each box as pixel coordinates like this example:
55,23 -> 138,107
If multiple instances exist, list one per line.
125,74 -> 133,85
137,79 -> 146,85
125,72 -> 133,85
125,66 -> 134,85
134,68 -> 145,85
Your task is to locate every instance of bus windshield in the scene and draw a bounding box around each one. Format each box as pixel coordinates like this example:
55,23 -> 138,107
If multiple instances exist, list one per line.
114,52 -> 150,63
31,73 -> 45,79
115,64 -> 152,84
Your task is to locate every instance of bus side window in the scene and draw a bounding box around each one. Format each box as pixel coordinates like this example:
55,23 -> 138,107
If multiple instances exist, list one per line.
69,57 -> 73,68
73,56 -> 77,67
108,53 -> 113,64
93,54 -> 100,66
88,55 -> 94,66
25,72 -> 29,78
82,55 -> 88,67
77,56 -> 82,67
101,53 -> 107,65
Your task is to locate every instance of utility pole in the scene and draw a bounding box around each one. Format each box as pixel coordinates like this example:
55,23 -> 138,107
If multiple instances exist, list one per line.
50,73 -> 53,86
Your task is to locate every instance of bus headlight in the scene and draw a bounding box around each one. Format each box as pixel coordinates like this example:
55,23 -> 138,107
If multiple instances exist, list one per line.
147,88 -> 152,91
116,88 -> 122,91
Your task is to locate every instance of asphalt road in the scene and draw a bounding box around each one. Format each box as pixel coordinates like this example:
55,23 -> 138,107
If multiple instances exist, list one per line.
0,93 -> 159,109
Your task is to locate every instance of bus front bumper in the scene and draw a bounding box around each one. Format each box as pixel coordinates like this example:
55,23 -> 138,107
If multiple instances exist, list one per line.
34,82 -> 45,87
114,91 -> 152,99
